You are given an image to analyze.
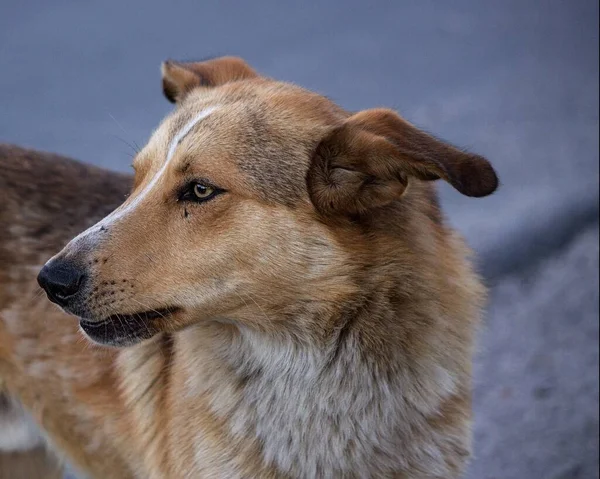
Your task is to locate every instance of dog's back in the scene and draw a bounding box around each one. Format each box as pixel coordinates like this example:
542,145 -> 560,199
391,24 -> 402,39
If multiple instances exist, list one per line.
0,144 -> 131,264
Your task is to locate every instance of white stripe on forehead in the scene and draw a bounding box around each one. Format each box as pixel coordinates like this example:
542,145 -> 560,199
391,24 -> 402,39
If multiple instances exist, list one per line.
112,105 -> 218,218
166,106 -> 218,165
63,106 -> 218,248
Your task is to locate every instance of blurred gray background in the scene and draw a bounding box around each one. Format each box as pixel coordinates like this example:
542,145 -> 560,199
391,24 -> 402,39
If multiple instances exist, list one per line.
1,0 -> 598,477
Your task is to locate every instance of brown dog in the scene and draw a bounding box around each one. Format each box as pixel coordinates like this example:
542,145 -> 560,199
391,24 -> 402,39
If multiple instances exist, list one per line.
0,56 -> 497,478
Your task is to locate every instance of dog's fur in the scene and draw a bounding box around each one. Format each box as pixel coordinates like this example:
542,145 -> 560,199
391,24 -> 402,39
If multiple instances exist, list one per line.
0,56 -> 497,478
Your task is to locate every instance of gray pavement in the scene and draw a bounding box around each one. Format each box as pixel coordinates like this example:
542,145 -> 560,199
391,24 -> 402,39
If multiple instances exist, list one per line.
469,223 -> 599,479
1,1 -> 598,477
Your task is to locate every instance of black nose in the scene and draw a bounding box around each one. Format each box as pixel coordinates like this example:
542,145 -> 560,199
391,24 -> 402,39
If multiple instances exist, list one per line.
37,260 -> 86,307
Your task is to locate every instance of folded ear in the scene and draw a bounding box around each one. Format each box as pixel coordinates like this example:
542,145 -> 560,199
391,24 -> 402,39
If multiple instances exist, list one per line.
307,108 -> 498,216
161,56 -> 259,103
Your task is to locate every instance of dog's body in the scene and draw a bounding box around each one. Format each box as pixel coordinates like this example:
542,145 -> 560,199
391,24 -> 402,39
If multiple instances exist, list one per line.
0,146 -> 133,476
0,57 -> 497,478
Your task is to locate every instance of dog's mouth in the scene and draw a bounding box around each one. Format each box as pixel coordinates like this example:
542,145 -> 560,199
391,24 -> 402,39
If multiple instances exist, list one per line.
79,307 -> 180,347
81,307 -> 179,326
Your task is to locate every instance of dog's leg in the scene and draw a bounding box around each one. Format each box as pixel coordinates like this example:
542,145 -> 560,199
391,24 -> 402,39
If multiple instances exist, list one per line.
0,390 -> 63,479
0,389 -> 42,452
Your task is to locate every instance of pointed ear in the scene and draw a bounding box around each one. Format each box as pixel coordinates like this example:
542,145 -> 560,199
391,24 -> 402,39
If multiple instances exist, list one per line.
161,56 -> 259,103
307,108 -> 498,216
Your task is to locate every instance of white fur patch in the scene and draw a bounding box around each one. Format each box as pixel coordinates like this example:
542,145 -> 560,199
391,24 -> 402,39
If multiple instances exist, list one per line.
64,106 -> 218,248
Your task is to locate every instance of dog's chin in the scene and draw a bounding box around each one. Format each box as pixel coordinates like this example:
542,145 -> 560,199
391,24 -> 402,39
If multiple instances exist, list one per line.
78,307 -> 179,347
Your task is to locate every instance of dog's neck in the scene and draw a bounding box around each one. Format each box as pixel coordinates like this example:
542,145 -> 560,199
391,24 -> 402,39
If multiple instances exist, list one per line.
169,283 -> 462,477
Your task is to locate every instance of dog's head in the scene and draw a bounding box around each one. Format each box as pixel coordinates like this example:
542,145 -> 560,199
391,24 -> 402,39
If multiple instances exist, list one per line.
38,56 -> 498,347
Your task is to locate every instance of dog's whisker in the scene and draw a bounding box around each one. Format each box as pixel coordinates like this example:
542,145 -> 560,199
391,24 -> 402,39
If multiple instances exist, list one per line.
128,297 -> 169,341
108,112 -> 140,155
24,287 -> 46,308
134,311 -> 153,341
111,134 -> 139,157
114,312 -> 128,343
129,297 -> 169,322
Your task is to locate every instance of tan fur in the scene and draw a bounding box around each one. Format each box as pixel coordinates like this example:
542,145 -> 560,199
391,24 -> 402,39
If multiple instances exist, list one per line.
0,57 -> 497,478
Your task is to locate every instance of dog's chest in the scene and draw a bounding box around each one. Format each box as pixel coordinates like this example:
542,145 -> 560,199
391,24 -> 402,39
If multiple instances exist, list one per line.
168,329 -> 408,478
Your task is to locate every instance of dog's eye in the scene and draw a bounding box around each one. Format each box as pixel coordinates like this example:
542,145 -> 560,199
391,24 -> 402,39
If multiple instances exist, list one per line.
193,183 -> 215,199
180,181 -> 222,203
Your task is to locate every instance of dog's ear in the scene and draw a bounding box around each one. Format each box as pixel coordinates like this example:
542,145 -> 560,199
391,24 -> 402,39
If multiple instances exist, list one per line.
307,108 -> 498,216
161,56 -> 258,103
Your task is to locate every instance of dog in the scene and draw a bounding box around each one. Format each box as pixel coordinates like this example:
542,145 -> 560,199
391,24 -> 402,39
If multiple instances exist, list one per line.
0,56 -> 498,478
0,146 -> 133,477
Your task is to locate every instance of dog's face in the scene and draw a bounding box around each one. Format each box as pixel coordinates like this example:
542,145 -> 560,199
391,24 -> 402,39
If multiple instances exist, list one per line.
38,56 -> 498,347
